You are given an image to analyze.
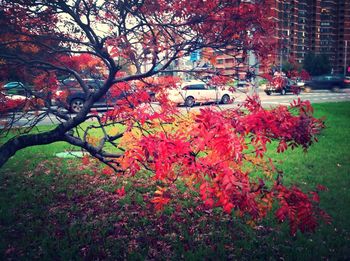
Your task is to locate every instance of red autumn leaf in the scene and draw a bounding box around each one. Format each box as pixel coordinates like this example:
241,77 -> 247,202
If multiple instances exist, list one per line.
102,167 -> 114,176
310,191 -> 320,203
115,186 -> 126,197
316,184 -> 328,191
81,155 -> 90,165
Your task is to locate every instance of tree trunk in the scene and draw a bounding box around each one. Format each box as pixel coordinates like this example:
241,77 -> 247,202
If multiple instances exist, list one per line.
0,127 -> 64,168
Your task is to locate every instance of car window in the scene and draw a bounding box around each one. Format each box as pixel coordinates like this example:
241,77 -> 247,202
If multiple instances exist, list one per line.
87,79 -> 103,89
61,79 -> 76,86
183,84 -> 205,90
4,82 -> 24,89
60,79 -> 103,89
189,84 -> 205,90
3,82 -> 27,95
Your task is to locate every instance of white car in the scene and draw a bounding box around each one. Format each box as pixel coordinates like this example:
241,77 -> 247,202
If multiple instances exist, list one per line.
166,81 -> 234,107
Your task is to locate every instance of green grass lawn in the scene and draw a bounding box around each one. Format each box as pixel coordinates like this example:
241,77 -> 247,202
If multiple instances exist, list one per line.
0,102 -> 349,260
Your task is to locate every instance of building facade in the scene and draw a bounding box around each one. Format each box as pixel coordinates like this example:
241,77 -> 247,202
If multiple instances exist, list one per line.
266,0 -> 350,74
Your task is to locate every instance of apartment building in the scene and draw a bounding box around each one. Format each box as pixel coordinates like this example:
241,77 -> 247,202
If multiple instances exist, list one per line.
168,1 -> 350,78
267,0 -> 350,74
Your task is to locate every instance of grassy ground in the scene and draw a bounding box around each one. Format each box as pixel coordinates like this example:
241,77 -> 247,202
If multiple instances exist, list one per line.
0,102 -> 349,260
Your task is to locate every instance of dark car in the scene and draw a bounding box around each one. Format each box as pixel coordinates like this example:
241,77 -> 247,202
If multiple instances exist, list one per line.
303,75 -> 348,92
264,78 -> 301,95
53,78 -> 128,113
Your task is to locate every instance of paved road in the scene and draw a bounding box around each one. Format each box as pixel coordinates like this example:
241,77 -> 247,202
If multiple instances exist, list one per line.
2,89 -> 350,127
180,89 -> 350,112
259,89 -> 350,106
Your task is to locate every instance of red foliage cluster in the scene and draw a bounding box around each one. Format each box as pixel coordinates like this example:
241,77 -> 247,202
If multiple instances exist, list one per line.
102,76 -> 180,124
118,91 -> 327,234
32,72 -> 58,95
271,76 -> 287,90
0,88 -> 43,113
139,0 -> 275,58
57,54 -> 105,75
0,94 -> 26,113
274,185 -> 331,235
300,69 -> 311,81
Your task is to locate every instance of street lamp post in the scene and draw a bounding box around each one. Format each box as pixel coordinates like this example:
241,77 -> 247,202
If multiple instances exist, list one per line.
344,40 -> 348,76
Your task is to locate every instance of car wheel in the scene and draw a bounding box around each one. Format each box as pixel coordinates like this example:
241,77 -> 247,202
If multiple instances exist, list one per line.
280,88 -> 286,95
184,96 -> 195,107
265,91 -> 271,96
221,94 -> 230,104
331,85 -> 340,93
304,85 -> 312,93
70,98 -> 84,113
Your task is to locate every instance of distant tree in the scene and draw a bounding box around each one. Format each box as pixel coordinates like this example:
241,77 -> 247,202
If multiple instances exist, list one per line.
281,56 -> 303,79
303,53 -> 331,76
282,60 -> 294,73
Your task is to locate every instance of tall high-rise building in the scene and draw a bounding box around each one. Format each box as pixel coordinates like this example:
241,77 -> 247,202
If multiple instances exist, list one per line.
266,0 -> 350,74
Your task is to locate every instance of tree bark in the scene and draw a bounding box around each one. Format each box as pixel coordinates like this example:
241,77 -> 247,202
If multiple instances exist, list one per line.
0,126 -> 65,168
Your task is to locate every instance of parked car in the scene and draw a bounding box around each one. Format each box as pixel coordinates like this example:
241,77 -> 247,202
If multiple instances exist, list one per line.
165,81 -> 234,107
303,74 -> 349,92
53,78 -> 129,113
264,78 -> 301,95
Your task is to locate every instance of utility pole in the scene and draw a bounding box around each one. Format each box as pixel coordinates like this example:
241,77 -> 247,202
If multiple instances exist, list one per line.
344,40 -> 348,76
